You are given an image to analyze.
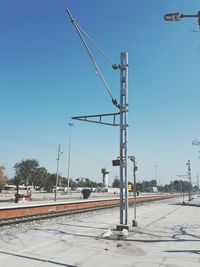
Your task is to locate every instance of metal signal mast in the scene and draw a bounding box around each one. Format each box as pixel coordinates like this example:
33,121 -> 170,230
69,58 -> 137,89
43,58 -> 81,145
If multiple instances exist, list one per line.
186,160 -> 192,201
119,52 -> 129,228
66,9 -> 130,229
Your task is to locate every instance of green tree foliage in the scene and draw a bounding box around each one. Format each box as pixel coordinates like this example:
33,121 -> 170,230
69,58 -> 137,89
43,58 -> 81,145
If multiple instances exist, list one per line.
76,179 -> 98,188
112,177 -> 120,188
0,166 -> 8,191
13,159 -> 82,192
34,167 -> 49,190
137,180 -> 158,192
151,179 -> 157,187
171,180 -> 190,193
69,179 -> 77,190
44,173 -> 57,192
135,179 -> 191,193
59,177 -> 68,187
14,159 -> 39,187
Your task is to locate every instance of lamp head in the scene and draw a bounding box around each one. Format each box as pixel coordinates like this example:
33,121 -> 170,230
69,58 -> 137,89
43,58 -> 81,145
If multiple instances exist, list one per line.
164,13 -> 181,21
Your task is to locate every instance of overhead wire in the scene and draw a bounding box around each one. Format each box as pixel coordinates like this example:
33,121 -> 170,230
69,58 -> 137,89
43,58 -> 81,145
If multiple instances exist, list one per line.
76,23 -> 114,66
66,9 -> 120,109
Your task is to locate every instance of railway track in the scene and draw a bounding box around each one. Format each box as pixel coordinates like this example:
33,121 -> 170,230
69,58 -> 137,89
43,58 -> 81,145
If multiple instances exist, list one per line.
0,194 -> 177,227
0,204 -> 120,227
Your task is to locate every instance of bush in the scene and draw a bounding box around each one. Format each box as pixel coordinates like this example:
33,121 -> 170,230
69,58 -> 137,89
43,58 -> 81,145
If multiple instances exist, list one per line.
82,189 -> 91,199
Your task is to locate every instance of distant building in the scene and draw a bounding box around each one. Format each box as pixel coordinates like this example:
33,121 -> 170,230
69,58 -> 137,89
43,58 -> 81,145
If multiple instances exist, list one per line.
152,187 -> 158,193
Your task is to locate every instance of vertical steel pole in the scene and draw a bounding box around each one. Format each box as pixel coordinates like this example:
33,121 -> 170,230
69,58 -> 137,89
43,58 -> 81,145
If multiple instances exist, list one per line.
133,158 -> 136,221
182,180 -> 185,203
67,123 -> 74,194
55,144 -> 61,201
187,160 -> 192,201
119,52 -> 128,226
155,165 -> 158,186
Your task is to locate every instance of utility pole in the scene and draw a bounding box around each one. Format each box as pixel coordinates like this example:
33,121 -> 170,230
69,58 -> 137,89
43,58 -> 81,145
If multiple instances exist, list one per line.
197,174 -> 199,190
186,160 -> 192,201
55,144 -> 63,201
67,123 -> 74,194
181,180 -> 185,203
154,165 -> 158,186
170,180 -> 173,194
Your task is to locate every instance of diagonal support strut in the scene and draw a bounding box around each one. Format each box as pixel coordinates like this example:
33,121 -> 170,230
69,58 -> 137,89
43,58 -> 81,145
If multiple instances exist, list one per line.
72,112 -> 120,126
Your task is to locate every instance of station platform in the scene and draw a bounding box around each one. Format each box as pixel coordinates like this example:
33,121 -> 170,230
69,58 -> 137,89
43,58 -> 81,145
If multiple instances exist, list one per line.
0,196 -> 199,267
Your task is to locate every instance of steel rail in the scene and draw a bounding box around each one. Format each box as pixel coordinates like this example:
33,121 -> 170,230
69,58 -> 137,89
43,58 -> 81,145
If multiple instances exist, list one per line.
0,195 -> 177,227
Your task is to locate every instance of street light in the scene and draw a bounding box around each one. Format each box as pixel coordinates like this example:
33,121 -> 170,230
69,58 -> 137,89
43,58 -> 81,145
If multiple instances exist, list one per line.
55,144 -> 63,201
164,13 -> 182,21
164,11 -> 200,28
128,156 -> 138,227
67,123 -> 74,194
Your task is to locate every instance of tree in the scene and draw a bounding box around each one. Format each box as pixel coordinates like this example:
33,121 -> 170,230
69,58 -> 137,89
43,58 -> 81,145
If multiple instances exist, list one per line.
112,176 -> 120,188
34,167 -> 48,190
140,180 -> 158,192
69,179 -> 77,190
14,159 -> 39,187
76,179 -> 98,188
59,177 -> 68,187
44,173 -> 57,192
0,166 -> 8,191
151,179 -> 157,187
137,182 -> 144,192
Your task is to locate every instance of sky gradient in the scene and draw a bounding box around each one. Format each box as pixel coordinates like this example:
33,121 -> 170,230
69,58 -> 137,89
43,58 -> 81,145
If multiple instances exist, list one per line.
0,0 -> 200,186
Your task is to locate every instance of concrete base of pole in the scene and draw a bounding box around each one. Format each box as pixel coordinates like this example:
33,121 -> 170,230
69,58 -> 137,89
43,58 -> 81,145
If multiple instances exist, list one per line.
132,220 -> 138,227
116,224 -> 130,231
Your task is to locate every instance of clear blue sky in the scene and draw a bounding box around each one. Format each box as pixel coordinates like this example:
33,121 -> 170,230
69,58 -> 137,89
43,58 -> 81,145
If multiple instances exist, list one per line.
0,0 -> 200,186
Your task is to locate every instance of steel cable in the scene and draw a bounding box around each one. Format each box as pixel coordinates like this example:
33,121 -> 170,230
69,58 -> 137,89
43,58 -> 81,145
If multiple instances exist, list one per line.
66,9 -> 119,109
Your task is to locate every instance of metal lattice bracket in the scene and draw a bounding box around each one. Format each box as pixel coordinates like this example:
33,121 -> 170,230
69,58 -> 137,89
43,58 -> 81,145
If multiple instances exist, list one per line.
72,112 -> 120,126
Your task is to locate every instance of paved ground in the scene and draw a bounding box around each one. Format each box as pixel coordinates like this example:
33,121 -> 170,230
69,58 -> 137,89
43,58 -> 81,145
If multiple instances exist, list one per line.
0,196 -> 199,267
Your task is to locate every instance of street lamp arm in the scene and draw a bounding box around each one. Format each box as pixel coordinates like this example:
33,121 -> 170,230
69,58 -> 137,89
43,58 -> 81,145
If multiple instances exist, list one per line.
180,14 -> 199,19
164,10 -> 200,28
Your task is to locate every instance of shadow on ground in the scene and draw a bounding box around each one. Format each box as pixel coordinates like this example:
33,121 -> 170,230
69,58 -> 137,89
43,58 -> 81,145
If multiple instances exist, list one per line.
0,250 -> 77,267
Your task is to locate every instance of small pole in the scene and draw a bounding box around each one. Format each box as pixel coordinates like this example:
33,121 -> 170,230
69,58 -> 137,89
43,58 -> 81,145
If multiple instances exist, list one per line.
55,144 -> 63,201
171,180 -> 173,194
67,123 -> 74,194
154,165 -> 158,186
182,180 -> 185,204
128,156 -> 138,227
133,158 -> 137,226
186,160 -> 192,201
